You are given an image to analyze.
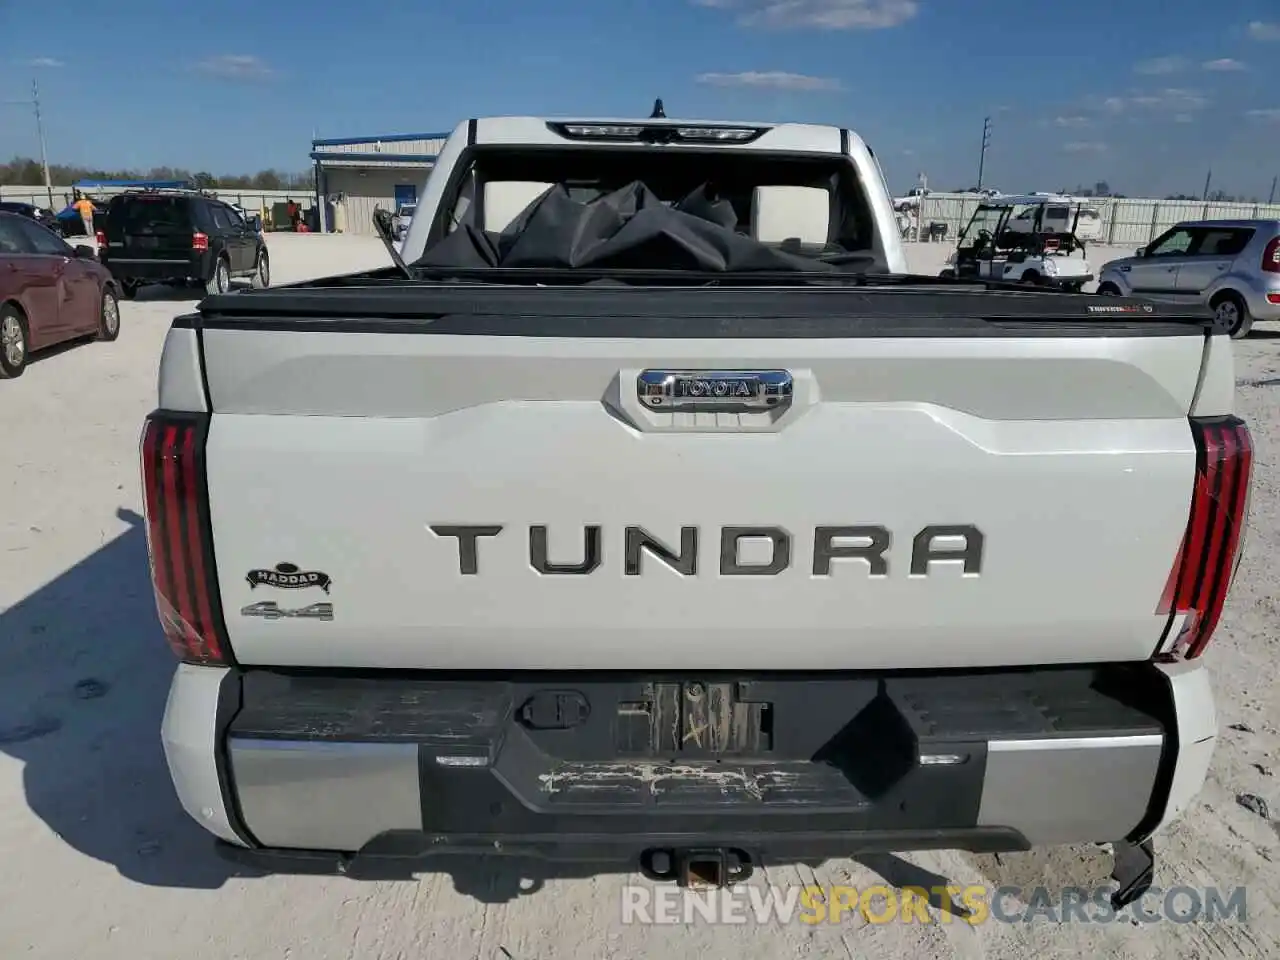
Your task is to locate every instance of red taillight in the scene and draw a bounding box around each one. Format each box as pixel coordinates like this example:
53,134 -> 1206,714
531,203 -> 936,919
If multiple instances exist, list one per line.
1261,236 -> 1280,274
140,413 -> 230,665
1157,416 -> 1253,659
95,229 -> 105,247
192,232 -> 209,251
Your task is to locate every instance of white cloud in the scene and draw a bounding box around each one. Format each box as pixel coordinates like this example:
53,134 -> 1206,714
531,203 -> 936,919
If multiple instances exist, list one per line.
192,54 -> 274,81
694,0 -> 919,29
1173,113 -> 1195,123
1063,141 -> 1107,153
27,57 -> 63,68
1104,88 -> 1209,114
1134,56 -> 1187,75
1246,108 -> 1280,122
1203,58 -> 1247,71
1152,88 -> 1208,110
1054,115 -> 1090,128
1247,20 -> 1280,41
695,70 -> 841,91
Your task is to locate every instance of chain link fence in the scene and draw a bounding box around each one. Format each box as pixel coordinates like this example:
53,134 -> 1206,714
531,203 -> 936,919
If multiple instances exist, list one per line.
0,185 -> 314,215
900,194 -> 1280,247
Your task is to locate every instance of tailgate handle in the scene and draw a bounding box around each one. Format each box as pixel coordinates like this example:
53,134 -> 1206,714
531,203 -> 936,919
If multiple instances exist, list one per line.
637,369 -> 793,412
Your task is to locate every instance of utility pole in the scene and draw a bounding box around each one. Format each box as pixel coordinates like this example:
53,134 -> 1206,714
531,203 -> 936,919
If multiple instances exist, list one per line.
976,116 -> 992,192
2,79 -> 55,208
1269,176 -> 1277,205
32,79 -> 54,210
1201,168 -> 1212,202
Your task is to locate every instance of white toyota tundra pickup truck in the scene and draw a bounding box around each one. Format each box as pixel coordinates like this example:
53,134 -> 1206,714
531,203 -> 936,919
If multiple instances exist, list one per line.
147,108 -> 1254,908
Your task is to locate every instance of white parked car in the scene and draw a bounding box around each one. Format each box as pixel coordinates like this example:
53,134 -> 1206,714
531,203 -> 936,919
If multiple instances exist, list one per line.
393,202 -> 416,241
1003,195 -> 1103,242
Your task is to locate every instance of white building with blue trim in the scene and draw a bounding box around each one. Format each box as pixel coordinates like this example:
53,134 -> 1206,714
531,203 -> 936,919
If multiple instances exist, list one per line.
310,131 -> 448,235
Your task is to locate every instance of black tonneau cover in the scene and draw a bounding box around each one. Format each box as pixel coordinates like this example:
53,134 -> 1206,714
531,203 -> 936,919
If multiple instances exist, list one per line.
188,283 -> 1220,339
193,178 -> 1219,337
414,180 -> 837,273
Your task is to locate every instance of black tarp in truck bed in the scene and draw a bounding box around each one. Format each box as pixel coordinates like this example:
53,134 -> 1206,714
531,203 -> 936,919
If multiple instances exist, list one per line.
412,180 -> 841,274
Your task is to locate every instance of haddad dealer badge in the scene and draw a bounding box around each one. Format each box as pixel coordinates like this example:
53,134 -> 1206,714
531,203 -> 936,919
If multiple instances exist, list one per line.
246,561 -> 332,594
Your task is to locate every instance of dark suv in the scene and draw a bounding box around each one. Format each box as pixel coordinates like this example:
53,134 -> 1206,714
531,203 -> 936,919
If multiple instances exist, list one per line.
98,190 -> 269,298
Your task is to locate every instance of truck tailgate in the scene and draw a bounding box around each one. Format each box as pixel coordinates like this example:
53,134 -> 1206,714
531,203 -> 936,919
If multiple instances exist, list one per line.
184,290 -> 1211,671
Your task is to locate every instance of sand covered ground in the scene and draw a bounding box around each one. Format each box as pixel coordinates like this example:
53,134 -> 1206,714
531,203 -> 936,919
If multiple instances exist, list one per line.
0,234 -> 1275,959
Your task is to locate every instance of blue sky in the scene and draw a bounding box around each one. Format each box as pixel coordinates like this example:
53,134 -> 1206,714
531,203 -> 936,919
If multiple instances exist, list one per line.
3,0 -> 1280,197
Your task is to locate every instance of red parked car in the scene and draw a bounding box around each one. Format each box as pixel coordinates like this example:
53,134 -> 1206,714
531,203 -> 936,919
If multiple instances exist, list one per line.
0,211 -> 120,379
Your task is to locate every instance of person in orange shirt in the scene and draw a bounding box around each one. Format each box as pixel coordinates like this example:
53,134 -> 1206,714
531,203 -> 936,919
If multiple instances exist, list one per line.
73,194 -> 96,237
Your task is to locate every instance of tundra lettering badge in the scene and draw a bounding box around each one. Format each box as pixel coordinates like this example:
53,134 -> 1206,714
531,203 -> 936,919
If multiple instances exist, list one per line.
637,370 -> 793,412
429,524 -> 984,577
246,561 -> 333,593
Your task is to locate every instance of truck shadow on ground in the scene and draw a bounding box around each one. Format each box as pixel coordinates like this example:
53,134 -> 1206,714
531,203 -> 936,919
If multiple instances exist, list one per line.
131,284 -> 204,303
352,850 -> 964,907
29,335 -> 99,367
0,507 -> 263,889
130,280 -> 258,303
389,855 -> 635,902
967,844 -> 1117,902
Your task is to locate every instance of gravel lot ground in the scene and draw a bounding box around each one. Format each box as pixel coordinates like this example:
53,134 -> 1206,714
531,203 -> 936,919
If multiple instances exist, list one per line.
0,235 -> 1276,959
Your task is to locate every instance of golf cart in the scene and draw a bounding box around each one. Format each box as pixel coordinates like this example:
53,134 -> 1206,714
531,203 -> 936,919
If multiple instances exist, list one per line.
940,194 -> 1094,291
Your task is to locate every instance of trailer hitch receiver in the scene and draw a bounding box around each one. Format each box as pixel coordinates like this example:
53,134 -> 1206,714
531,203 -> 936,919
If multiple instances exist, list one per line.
640,847 -> 754,888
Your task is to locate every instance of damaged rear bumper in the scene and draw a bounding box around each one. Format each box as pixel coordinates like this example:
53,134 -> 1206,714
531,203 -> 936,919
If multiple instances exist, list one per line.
161,660 -> 1215,876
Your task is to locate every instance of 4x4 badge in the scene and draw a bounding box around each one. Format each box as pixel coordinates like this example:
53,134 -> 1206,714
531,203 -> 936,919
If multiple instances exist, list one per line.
246,562 -> 332,594
241,601 -> 334,621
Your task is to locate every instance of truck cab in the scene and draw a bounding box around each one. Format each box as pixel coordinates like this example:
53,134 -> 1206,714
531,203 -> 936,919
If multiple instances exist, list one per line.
400,114 -> 908,274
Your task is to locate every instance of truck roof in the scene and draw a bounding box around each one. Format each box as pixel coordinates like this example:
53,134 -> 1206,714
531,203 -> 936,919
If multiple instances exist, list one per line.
468,115 -> 862,155
522,115 -> 793,129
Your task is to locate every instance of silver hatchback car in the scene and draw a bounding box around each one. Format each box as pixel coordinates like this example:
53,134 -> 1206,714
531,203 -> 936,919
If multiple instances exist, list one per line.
1097,218 -> 1280,338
